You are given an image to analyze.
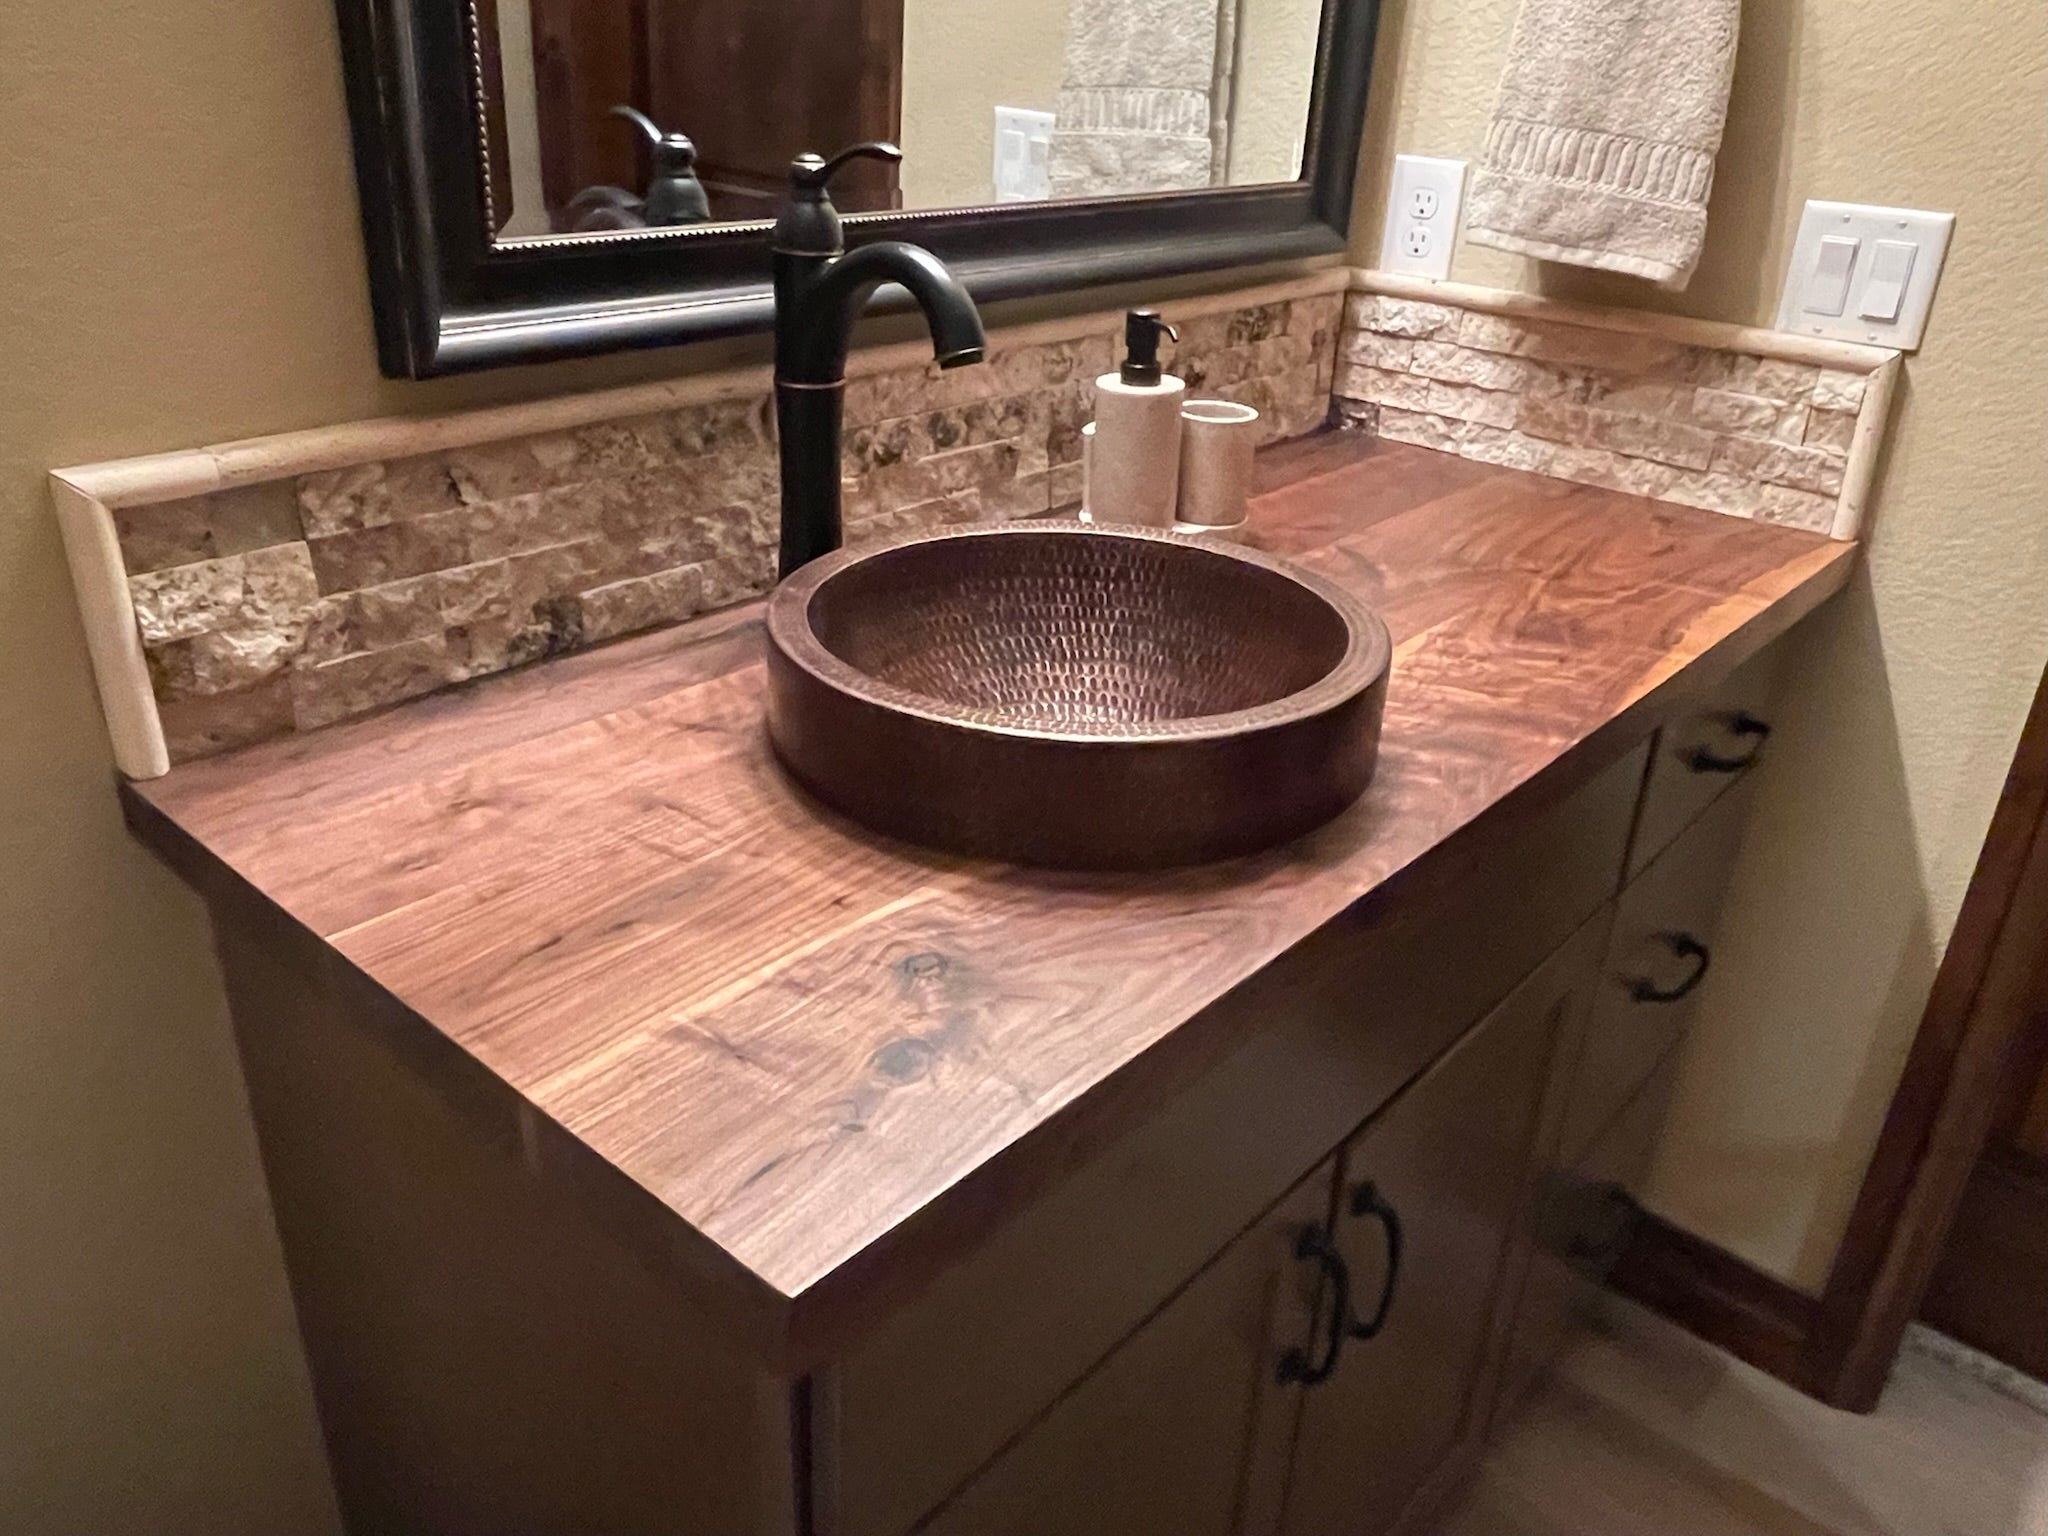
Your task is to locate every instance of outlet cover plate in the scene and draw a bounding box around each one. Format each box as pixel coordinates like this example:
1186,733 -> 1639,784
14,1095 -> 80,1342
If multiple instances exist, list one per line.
992,106 -> 1055,203
1380,155 -> 1467,281
1776,200 -> 1955,351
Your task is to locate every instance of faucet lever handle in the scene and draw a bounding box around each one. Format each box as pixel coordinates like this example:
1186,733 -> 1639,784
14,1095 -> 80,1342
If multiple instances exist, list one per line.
790,141 -> 904,190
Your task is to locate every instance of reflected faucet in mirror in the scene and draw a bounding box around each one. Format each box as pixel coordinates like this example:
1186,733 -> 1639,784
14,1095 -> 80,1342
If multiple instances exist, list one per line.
773,143 -> 986,578
564,105 -> 712,232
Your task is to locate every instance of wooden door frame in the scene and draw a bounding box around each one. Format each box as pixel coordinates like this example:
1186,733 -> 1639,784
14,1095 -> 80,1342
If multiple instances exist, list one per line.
1615,659 -> 2048,1412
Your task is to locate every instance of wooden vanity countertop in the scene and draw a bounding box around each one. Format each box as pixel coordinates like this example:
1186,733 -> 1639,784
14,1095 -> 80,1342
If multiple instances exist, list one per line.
124,434 -> 1856,1367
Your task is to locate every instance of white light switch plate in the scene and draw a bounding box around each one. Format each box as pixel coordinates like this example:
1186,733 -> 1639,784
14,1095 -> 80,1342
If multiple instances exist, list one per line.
992,106 -> 1054,203
1381,155 -> 1468,281
1776,200 -> 1954,350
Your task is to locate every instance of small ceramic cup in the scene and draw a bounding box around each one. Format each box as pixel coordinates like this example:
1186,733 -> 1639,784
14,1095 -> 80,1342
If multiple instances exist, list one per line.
1175,400 -> 1261,531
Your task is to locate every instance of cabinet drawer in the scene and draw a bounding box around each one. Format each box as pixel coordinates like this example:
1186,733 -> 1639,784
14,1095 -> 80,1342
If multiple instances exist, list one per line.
830,741 -> 1647,1536
1628,648 -> 1782,880
1561,773 -> 1757,1168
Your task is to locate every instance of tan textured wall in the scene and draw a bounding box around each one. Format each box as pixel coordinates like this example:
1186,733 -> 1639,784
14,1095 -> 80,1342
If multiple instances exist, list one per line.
0,1 -> 765,1529
1352,0 -> 2048,1289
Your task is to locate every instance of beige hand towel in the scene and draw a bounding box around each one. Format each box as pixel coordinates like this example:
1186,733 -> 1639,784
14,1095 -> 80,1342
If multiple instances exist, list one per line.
1048,0 -> 1221,197
1464,0 -> 1740,289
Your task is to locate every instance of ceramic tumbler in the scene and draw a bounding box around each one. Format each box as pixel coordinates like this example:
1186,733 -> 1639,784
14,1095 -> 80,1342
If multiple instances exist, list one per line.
1175,400 -> 1260,530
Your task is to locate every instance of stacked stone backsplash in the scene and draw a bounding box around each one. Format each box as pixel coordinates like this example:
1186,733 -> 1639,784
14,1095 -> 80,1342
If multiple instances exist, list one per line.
1334,291 -> 1875,535
106,284 -> 1340,765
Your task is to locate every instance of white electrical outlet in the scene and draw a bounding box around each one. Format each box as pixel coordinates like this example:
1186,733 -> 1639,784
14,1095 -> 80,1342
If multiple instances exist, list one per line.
1381,155 -> 1467,281
992,106 -> 1054,203
1776,200 -> 1955,350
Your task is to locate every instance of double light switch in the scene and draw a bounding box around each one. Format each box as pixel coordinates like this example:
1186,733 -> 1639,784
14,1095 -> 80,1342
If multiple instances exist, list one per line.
1777,201 -> 1954,350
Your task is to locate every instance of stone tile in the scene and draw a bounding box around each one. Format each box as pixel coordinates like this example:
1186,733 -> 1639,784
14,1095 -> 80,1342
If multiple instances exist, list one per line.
1451,425 -> 1563,477
1547,443 -> 1675,499
290,635 -> 454,732
1335,363 -> 1433,410
1691,387 -> 1799,439
576,564 -> 705,645
1425,380 -> 1520,429
1373,408 -> 1476,453
1049,460 -> 1085,510
1811,369 -> 1869,413
130,543 -> 319,645
157,676 -> 297,762
1805,408 -> 1858,454
845,439 -> 1025,521
1341,331 -> 1417,370
1517,398 -> 1716,471
1336,398 -> 1379,432
297,453 -> 465,538
1710,436 -> 1847,496
1226,301 -> 1291,346
1410,343 -> 1543,393
1287,291 -> 1344,339
1756,484 -> 1840,533
445,597 -> 586,681
146,623 -> 311,700
1661,471 -> 1764,518
1347,295 -> 1459,339
1456,313 -> 1683,373
1683,353 -> 1819,404
307,506 -> 474,592
1046,379 -> 1094,468
1585,378 -> 1694,418
114,481 -> 304,576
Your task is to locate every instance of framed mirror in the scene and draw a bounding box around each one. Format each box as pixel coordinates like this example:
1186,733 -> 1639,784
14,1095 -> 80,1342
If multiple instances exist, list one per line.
336,0 -> 1380,377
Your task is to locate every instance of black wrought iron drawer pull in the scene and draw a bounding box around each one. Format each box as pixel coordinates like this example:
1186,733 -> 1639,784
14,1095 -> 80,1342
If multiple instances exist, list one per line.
1277,1225 -> 1352,1386
1346,1181 -> 1404,1341
1684,711 -> 1771,774
1629,931 -> 1711,1003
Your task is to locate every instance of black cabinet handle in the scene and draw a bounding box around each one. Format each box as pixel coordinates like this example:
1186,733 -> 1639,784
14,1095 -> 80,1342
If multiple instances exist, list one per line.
1628,932 -> 1711,1003
1345,1181 -> 1404,1341
1684,712 -> 1771,774
1277,1226 -> 1352,1386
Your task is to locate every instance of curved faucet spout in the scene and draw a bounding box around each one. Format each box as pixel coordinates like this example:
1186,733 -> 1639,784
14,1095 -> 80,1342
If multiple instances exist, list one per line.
774,238 -> 988,577
778,241 -> 987,386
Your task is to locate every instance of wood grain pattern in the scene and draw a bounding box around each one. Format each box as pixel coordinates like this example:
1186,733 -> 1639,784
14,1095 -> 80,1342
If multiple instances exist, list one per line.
124,435 -> 1856,1366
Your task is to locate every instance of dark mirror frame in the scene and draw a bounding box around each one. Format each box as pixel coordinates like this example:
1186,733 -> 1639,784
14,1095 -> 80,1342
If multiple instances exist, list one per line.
335,0 -> 1381,378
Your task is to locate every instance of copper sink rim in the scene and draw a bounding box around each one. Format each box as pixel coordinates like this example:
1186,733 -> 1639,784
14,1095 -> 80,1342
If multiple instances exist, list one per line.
766,519 -> 1392,746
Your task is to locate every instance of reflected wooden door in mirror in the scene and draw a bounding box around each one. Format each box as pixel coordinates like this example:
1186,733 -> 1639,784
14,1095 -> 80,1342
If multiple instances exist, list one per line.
333,0 -> 1379,375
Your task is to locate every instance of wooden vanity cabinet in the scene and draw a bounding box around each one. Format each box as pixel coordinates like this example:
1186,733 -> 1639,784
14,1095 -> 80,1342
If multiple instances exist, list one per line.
898,911 -> 1608,1536
912,1170 -> 1332,1536
1281,919 -> 1603,1536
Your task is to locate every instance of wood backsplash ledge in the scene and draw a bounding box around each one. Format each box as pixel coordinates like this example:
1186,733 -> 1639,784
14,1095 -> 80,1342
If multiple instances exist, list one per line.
66,277 -> 1343,769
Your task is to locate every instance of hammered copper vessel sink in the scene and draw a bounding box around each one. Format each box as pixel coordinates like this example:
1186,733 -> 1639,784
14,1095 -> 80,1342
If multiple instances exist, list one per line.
764,521 -> 1392,868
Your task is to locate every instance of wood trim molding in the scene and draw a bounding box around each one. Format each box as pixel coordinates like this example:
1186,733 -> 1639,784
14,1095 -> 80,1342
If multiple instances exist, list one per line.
1608,1212 -> 1821,1390
1348,272 -> 1899,375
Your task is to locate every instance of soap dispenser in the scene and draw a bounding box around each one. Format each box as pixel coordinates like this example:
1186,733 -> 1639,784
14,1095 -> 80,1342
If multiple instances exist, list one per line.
1088,310 -> 1186,528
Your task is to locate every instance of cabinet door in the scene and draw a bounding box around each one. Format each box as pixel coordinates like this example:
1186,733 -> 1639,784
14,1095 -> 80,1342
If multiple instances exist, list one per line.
1280,935 -> 1582,1536
914,1168 -> 1335,1536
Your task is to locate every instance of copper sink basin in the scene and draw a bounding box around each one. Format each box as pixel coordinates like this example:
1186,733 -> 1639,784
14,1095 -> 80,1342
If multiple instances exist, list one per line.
764,521 -> 1391,869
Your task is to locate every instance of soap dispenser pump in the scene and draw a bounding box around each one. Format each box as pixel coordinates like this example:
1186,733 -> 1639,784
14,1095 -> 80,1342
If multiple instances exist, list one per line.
1088,309 -> 1186,528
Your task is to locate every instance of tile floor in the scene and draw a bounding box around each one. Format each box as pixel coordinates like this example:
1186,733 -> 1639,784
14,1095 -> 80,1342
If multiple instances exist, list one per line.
1438,1301 -> 2048,1536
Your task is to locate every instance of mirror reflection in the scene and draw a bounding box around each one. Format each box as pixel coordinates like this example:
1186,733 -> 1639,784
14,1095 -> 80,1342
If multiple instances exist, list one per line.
473,0 -> 1327,238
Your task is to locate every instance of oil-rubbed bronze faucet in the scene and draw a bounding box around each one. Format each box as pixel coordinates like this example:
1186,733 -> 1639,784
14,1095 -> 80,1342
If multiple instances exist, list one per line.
772,142 -> 987,578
